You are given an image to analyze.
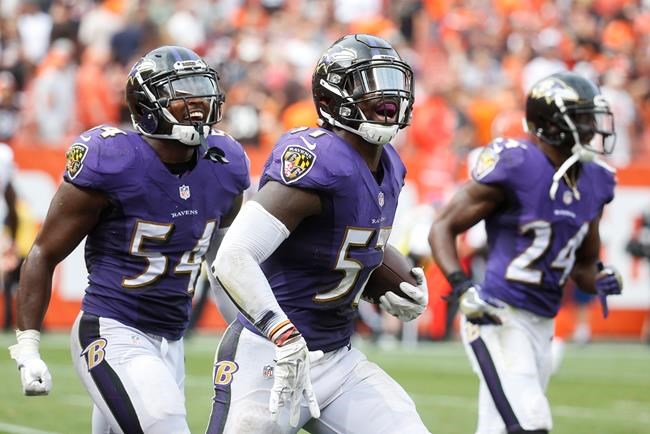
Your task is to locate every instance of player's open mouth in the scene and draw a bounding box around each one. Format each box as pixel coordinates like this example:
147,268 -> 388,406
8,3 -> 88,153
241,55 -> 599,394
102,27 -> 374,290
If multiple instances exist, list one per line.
375,102 -> 397,118
188,111 -> 204,121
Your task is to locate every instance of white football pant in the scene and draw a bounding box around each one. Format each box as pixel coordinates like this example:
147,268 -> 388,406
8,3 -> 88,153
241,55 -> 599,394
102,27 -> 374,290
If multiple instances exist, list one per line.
70,312 -> 190,434
206,320 -> 431,434
460,305 -> 554,434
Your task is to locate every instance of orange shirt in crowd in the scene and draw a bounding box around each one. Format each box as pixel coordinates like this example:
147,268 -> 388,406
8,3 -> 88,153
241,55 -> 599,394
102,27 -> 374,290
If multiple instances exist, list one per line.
76,48 -> 121,131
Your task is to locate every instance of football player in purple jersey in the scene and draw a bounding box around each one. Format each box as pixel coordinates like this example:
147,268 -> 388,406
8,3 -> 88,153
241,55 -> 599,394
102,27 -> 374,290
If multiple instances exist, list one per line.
429,71 -> 623,434
8,46 -> 250,434
207,34 -> 430,433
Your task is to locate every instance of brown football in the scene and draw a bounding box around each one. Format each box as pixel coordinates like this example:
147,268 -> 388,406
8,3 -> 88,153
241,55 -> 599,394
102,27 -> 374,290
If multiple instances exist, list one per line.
363,244 -> 417,304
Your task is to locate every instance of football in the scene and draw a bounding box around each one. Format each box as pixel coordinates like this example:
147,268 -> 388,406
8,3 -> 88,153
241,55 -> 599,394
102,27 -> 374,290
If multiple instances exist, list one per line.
363,245 -> 417,304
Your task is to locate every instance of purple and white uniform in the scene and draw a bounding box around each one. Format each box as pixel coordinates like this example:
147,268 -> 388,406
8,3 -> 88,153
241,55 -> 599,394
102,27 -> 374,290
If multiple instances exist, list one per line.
475,138 -> 615,317
68,125 -> 249,434
68,125 -> 248,339
461,137 -> 615,434
254,127 -> 403,352
208,127 -> 430,434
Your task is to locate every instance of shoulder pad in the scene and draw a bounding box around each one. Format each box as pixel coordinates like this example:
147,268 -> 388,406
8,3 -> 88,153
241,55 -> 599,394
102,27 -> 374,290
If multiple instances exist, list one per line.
472,138 -> 530,185
65,125 -> 137,180
206,129 -> 244,156
205,129 -> 250,189
265,127 -> 353,190
281,127 -> 334,151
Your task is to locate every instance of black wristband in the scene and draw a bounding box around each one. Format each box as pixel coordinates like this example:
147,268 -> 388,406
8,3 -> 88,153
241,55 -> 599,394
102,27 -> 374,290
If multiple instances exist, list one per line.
445,270 -> 473,301
446,270 -> 470,289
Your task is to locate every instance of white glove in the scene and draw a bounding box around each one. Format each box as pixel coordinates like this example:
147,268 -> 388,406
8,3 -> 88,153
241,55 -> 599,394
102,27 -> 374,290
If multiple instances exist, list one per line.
379,267 -> 429,322
460,285 -> 505,325
269,335 -> 322,427
8,329 -> 52,396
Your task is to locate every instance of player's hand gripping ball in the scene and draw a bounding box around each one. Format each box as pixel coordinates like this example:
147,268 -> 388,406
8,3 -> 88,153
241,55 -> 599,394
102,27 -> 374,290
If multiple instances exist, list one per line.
363,245 -> 417,304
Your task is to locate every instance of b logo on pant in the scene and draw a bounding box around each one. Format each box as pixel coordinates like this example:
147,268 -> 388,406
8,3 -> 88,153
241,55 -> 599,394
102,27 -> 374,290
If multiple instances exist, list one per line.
81,338 -> 107,371
214,361 -> 238,386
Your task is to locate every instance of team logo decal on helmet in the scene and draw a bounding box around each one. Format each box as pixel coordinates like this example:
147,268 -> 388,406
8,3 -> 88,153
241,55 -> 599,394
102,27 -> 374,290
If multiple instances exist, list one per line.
316,48 -> 358,74
529,78 -> 579,105
281,145 -> 316,184
65,143 -> 89,179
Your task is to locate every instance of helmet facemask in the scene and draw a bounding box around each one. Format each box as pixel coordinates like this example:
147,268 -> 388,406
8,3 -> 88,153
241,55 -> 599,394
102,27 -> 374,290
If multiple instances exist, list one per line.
317,58 -> 414,146
129,57 -> 225,146
544,97 -> 616,200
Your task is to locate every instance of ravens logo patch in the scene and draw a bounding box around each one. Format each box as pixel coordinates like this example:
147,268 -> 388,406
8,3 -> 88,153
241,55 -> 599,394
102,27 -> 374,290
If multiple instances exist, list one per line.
65,143 -> 89,179
472,147 -> 499,180
281,145 -> 316,184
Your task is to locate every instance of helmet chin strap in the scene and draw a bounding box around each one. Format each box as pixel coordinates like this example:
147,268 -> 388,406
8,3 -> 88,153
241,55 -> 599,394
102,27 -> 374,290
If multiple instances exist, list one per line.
548,101 -> 597,200
170,124 -> 209,146
322,111 -> 398,146
137,124 -> 210,146
357,122 -> 399,146
549,144 -> 595,200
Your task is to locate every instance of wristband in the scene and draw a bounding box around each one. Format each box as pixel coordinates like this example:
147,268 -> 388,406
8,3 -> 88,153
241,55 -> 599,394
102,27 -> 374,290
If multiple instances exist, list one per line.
446,271 -> 470,289
269,320 -> 301,346
9,329 -> 41,363
445,270 -> 473,301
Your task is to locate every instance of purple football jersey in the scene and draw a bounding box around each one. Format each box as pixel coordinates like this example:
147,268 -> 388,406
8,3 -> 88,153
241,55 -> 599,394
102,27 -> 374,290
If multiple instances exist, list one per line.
64,125 -> 249,339
472,137 -> 616,317
252,127 -> 406,352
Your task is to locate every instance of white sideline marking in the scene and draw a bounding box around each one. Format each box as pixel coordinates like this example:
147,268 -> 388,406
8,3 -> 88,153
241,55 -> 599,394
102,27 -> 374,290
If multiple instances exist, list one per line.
0,422 -> 62,434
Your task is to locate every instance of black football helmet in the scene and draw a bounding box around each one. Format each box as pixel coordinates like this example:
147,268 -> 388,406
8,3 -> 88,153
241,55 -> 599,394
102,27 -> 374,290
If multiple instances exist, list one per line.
126,46 -> 224,146
525,71 -> 615,156
312,34 -> 414,145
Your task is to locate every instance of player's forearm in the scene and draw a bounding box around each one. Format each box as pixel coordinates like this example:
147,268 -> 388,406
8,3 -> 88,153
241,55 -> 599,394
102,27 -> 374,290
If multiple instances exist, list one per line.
212,201 -> 295,343
571,261 -> 598,294
15,246 -> 56,330
4,183 -> 18,241
429,221 -> 463,276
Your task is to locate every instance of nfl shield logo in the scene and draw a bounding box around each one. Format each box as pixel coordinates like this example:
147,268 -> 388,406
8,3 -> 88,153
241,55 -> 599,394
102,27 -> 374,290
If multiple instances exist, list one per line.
179,185 -> 191,200
263,365 -> 274,379
378,192 -> 385,207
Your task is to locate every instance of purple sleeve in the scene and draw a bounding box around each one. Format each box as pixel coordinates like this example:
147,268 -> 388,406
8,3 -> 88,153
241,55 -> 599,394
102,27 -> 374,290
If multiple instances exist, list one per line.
63,132 -> 136,193
471,139 -> 528,191
262,129 -> 347,193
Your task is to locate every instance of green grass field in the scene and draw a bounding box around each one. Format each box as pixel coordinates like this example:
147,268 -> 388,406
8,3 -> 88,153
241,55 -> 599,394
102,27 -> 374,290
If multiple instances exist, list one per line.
0,332 -> 649,434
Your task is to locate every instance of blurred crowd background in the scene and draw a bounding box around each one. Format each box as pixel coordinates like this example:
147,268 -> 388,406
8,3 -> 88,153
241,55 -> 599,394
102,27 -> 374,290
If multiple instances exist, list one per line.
1,0 -> 650,341
2,0 -> 650,187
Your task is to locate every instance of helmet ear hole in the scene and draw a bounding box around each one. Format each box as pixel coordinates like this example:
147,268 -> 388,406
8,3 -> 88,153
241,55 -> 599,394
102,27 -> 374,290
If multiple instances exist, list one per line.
139,111 -> 158,134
